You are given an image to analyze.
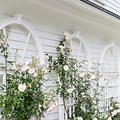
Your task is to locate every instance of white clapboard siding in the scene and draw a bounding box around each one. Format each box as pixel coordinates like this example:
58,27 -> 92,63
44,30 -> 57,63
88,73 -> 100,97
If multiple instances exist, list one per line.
99,44 -> 119,116
35,30 -> 62,120
0,8 -> 120,119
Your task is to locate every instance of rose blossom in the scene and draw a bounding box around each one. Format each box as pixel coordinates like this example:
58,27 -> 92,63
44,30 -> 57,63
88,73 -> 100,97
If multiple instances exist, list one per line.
18,83 -> 26,92
93,117 -> 98,120
67,87 -> 75,93
77,116 -> 83,120
0,40 -> 4,45
93,100 -> 96,104
58,45 -> 64,49
112,110 -> 118,116
79,72 -> 86,78
110,106 -> 113,110
0,115 -> 2,119
108,116 -> 112,120
63,65 -> 69,71
81,92 -> 85,96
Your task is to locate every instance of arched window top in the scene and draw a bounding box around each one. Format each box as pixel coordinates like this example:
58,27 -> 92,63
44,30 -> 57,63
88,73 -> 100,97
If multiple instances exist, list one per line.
99,43 -> 119,115
69,31 -> 91,68
0,14 -> 44,64
100,43 -> 119,65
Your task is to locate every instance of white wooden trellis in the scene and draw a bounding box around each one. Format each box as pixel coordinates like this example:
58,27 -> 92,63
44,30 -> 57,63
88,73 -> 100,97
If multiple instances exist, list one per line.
0,14 -> 45,120
0,14 -> 44,65
59,31 -> 91,120
99,43 -> 119,116
70,31 -> 91,69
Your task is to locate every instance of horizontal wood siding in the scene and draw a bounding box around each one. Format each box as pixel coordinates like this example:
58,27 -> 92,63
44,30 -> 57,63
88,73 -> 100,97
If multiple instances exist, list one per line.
0,10 -> 120,119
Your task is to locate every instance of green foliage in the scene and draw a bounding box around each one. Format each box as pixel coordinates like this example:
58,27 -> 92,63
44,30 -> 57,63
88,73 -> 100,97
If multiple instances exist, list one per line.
0,28 -> 53,120
48,34 -> 101,120
0,28 -> 120,120
48,32 -> 120,120
0,58 -> 46,120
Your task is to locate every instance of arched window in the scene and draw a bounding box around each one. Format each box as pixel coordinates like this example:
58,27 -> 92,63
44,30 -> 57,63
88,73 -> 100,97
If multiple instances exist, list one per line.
99,43 -> 119,116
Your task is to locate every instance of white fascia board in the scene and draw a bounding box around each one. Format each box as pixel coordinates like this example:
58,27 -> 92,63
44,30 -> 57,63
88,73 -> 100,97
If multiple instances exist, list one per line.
56,0 -> 120,25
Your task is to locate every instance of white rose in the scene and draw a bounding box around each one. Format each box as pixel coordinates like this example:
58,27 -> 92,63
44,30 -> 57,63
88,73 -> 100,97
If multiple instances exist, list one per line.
28,68 -> 35,74
117,109 -> 120,113
0,115 -> 2,118
93,117 -> 98,120
90,74 -> 96,80
38,104 -> 42,108
110,106 -> 113,110
93,100 -> 96,104
77,116 -> 83,120
108,116 -> 112,120
21,65 -> 30,72
116,103 -> 120,107
79,72 -> 86,78
59,45 -> 64,49
67,87 -> 75,93
0,40 -> 4,45
81,92 -> 85,96
33,73 -> 37,77
18,83 -> 26,92
63,65 -> 69,71
41,117 -> 44,120
81,106 -> 85,111
59,45 -> 64,54
112,110 -> 117,116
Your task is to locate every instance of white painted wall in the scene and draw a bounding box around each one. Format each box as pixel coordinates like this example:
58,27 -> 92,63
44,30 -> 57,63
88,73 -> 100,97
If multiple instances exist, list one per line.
0,0 -> 120,119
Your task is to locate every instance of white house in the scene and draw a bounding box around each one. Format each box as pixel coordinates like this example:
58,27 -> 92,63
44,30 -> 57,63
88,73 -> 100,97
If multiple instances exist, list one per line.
0,0 -> 120,120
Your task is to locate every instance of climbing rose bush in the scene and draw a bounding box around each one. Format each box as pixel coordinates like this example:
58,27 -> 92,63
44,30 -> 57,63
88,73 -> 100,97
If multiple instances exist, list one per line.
0,57 -> 52,120
0,28 -> 55,120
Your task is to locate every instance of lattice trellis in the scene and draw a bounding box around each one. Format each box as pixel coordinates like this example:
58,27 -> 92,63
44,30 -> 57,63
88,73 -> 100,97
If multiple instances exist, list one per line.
0,14 -> 44,65
0,15 -> 44,120
99,43 -> 119,116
